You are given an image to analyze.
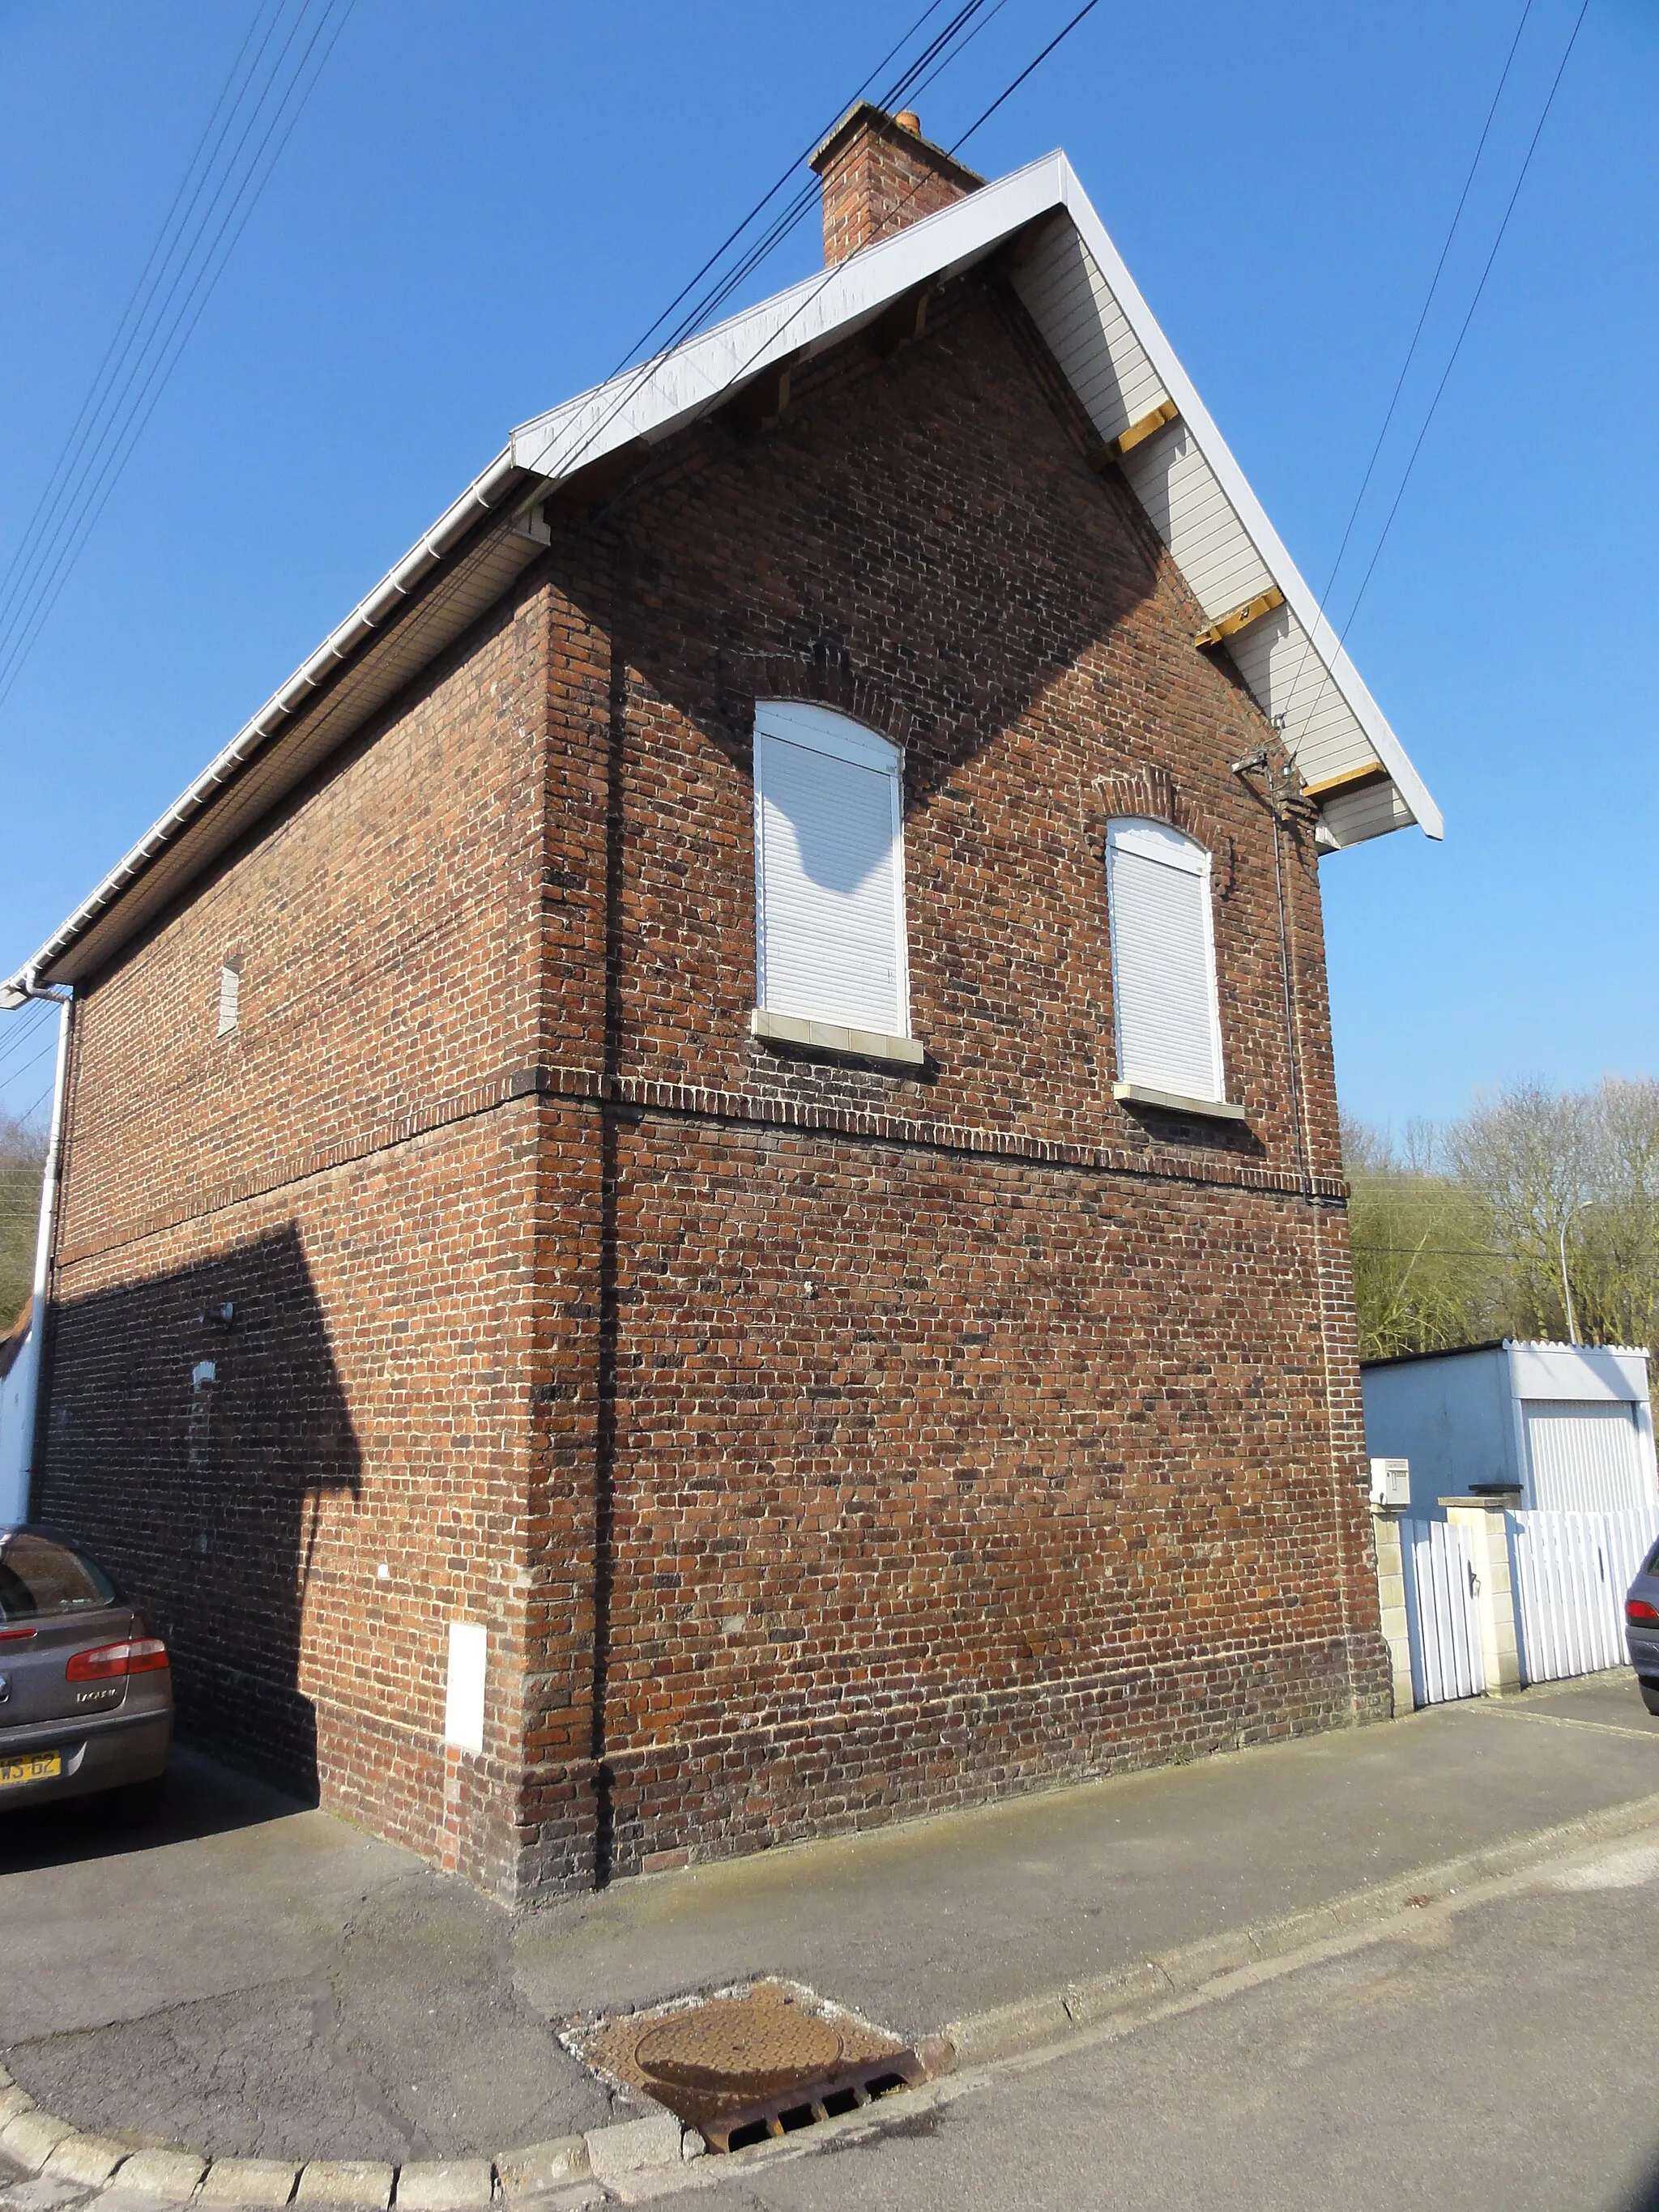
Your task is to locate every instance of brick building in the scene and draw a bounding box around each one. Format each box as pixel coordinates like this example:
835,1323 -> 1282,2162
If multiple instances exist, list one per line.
3,109 -> 1440,1901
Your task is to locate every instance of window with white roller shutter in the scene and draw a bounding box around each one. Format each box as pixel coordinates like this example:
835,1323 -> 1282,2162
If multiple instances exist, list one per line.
1105,818 -> 1225,1104
753,701 -> 909,1037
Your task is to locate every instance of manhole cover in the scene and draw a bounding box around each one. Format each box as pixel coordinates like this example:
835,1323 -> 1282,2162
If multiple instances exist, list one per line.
636,1996 -> 842,2099
566,1979 -> 927,2150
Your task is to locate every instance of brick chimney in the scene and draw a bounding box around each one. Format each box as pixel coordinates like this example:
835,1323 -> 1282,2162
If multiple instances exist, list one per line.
809,104 -> 984,266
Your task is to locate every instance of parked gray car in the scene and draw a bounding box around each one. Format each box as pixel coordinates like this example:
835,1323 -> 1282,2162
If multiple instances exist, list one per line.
0,1524 -> 172,1814
1627,1537 -> 1659,1716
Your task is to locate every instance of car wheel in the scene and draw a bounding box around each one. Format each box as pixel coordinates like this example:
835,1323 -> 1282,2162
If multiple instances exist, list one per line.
1640,1681 -> 1659,1719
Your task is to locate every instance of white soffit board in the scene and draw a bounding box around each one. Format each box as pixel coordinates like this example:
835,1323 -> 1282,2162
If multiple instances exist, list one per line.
11,147 -> 1439,995
43,522 -> 542,984
514,151 -> 1438,849
1011,176 -> 1441,844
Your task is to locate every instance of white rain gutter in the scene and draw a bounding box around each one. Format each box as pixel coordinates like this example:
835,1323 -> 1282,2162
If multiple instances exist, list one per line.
1,445 -> 523,999
0,993 -> 73,1521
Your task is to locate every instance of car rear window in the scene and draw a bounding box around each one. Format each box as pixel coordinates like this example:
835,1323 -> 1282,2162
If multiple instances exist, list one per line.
1647,1538 -> 1659,1579
0,1532 -> 117,1622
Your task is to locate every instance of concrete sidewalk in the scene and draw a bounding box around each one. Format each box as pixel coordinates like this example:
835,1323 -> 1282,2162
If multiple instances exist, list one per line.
2,1673 -> 1657,2165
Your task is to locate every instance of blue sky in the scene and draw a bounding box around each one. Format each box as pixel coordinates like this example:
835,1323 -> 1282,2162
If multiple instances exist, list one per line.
0,0 -> 1653,1135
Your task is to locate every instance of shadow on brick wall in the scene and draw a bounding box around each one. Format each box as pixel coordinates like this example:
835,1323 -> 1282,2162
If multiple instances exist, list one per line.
36,1224 -> 360,1803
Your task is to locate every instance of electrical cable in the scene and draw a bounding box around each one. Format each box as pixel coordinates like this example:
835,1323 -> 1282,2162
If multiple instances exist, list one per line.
1321,0 -> 1589,653
609,0 -> 957,379
0,0 -> 309,671
1277,0 -> 1536,719
531,0 -> 1002,487
0,0 -> 359,710
0,0 -> 284,627
0,0 -> 357,712
0,1008 -> 53,1080
0,1037 -> 58,1093
540,0 -> 1108,504
1286,0 -> 1589,748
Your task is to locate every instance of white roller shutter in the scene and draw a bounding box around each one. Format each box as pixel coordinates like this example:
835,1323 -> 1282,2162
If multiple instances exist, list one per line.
1106,818 -> 1223,1102
1524,1400 -> 1649,1513
753,702 -> 908,1035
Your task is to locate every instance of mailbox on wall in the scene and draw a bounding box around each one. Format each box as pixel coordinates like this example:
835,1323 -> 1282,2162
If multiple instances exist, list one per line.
1370,1458 -> 1411,1511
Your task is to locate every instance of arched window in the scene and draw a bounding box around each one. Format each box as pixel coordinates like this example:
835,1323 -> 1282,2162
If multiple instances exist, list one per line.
1105,817 -> 1226,1106
752,701 -> 910,1039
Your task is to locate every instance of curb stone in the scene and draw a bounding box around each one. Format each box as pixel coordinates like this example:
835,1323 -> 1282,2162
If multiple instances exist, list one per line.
393,2163 -> 494,2212
292,2163 -> 393,2210
940,1786 -> 1659,2068
6,1784 -> 1659,2208
110,2152 -> 207,2201
0,2119 -> 73,2178
194,2161 -> 301,2207
494,2139 -> 590,2198
40,2142 -> 128,2191
583,2117 -> 695,2190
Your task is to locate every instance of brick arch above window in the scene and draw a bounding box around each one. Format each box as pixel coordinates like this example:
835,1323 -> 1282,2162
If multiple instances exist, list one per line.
1084,765 -> 1235,897
722,645 -> 915,754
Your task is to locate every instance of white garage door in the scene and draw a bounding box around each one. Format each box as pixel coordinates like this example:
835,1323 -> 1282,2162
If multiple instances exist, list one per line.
1523,1400 -> 1648,1512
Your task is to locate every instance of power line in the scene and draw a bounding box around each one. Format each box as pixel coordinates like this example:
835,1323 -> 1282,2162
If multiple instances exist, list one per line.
1278,0 -> 1536,718
946,0 -> 1105,151
608,0 -> 960,381
1291,0 -> 1589,736
0,1007 -> 53,1080
544,0 -> 1109,506
0,0 -> 358,714
534,0 -> 1004,489
1327,0 -> 1590,649
0,2 -> 278,629
0,1037 -> 58,1093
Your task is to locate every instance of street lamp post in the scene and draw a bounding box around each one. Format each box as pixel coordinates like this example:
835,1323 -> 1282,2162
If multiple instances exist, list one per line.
1558,1198 -> 1589,1348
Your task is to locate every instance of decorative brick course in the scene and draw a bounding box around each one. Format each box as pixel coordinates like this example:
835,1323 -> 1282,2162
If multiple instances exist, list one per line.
37,261 -> 1386,1901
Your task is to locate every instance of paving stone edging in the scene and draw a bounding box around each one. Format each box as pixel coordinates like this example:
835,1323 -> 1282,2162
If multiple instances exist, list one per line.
6,1785 -> 1659,2206
940,1785 -> 1659,2066
0,2093 -> 692,2209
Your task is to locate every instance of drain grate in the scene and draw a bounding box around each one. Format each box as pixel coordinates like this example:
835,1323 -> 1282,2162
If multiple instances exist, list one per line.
566,1979 -> 927,2152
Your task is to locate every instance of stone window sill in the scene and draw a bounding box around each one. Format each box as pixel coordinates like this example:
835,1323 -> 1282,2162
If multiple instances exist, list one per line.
750,1008 -> 925,1072
1113,1080 -> 1248,1124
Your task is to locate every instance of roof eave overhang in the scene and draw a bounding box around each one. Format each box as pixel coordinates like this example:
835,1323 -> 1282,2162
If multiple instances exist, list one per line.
8,147 -> 1439,995
14,451 -> 543,991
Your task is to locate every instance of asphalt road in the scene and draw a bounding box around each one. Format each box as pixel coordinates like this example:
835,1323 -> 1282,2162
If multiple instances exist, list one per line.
689,1829 -> 1659,2212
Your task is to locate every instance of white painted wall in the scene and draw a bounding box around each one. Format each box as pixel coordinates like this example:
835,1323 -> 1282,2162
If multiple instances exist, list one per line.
1362,1347 -> 1517,1515
0,1001 -> 70,1524
1362,1341 -> 1658,1518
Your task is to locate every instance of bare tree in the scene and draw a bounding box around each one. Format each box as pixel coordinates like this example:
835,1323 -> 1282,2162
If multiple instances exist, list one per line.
1440,1076 -> 1659,1362
1448,1081 -> 1590,1342
1344,1115 -> 1501,1361
0,1108 -> 48,1333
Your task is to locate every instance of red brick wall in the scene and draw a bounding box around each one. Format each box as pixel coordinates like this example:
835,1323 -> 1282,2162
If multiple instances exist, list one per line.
38,261 -> 1387,1902
812,104 -> 983,265
511,271 -> 1386,1891
39,584 -> 555,1894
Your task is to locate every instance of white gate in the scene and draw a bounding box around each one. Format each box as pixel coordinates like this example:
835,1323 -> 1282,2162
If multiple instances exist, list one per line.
1508,1507 -> 1659,1685
1400,1516 -> 1486,1706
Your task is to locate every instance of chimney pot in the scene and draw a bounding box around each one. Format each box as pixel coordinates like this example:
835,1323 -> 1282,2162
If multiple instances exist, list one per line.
809,101 -> 983,266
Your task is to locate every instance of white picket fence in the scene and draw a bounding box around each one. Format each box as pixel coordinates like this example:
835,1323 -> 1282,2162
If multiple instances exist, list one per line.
1400,1516 -> 1486,1706
1507,1507 -> 1659,1686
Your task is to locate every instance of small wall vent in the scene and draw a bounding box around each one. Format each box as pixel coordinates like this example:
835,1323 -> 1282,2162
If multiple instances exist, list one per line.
217,960 -> 241,1036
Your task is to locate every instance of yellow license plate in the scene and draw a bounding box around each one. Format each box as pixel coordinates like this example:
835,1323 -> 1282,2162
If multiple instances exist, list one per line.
0,1751 -> 62,1788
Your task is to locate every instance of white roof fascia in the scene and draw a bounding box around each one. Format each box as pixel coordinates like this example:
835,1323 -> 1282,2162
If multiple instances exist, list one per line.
8,147 -> 1440,995
1051,160 -> 1443,840
511,154 -> 1070,479
6,445 -> 527,997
